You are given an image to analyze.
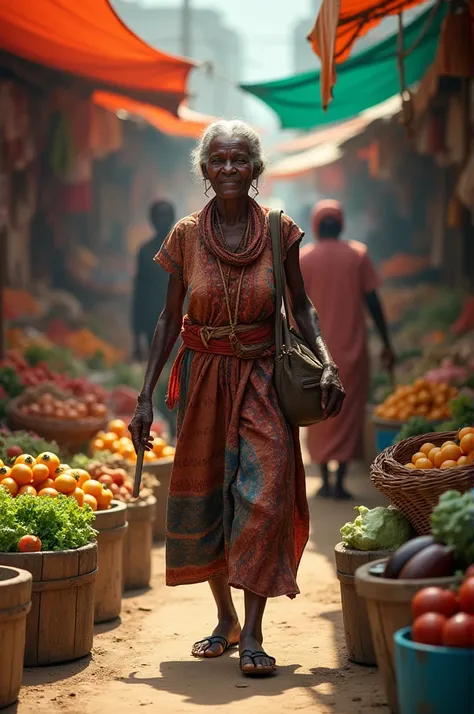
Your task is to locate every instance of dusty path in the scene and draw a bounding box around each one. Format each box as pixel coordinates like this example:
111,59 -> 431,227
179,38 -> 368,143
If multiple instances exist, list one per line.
9,465 -> 388,714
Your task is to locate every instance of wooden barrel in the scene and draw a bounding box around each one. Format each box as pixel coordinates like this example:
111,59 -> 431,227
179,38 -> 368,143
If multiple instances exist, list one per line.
0,543 -> 97,667
334,543 -> 394,666
123,496 -> 156,591
148,458 -> 173,541
0,566 -> 32,708
355,559 -> 463,713
94,501 -> 128,623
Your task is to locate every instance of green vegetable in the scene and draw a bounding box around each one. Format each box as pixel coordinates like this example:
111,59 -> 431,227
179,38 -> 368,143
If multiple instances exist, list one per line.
437,395 -> 474,433
340,505 -> 414,551
0,489 -> 97,552
0,430 -> 59,464
431,490 -> 474,567
394,416 -> 433,444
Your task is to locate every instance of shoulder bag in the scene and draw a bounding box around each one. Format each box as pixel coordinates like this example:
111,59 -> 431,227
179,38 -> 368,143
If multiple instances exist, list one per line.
269,209 -> 324,427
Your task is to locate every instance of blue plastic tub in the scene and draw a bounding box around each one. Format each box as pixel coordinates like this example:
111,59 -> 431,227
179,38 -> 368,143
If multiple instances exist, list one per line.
373,418 -> 403,454
394,627 -> 474,714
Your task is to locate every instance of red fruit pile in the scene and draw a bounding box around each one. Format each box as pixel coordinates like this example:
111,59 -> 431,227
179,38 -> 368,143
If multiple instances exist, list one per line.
411,568 -> 474,649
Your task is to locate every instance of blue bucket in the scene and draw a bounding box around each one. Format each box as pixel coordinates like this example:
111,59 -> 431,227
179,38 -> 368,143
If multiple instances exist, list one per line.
394,627 -> 474,714
373,418 -> 403,454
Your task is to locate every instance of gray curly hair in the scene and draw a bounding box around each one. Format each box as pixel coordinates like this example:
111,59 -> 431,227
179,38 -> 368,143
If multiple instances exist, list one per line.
191,120 -> 266,181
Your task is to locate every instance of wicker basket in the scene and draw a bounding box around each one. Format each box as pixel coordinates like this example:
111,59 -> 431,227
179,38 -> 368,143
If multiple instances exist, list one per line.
6,383 -> 107,453
371,431 -> 474,535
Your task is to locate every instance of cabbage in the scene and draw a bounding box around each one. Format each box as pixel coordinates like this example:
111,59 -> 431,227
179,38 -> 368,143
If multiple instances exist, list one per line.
340,505 -> 414,551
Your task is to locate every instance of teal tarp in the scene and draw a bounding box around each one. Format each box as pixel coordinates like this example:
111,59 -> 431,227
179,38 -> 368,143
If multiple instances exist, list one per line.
241,5 -> 446,130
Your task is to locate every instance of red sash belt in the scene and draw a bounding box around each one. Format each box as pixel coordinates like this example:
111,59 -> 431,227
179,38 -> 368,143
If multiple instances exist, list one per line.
166,316 -> 274,410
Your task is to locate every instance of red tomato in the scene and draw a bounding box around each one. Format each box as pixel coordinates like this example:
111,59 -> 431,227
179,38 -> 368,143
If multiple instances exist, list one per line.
442,613 -> 474,648
412,613 -> 446,646
458,578 -> 474,615
98,474 -> 114,487
18,535 -> 42,552
411,587 -> 459,619
464,566 -> 474,580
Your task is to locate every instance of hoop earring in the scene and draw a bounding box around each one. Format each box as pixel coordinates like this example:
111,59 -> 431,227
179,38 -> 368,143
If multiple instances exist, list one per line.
203,179 -> 211,198
251,180 -> 259,198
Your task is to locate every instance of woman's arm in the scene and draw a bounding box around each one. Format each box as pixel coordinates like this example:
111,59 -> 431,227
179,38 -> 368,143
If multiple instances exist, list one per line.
129,275 -> 186,451
284,242 -> 345,417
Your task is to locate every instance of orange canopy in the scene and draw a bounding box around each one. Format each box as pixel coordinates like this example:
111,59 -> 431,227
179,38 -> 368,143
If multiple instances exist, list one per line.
0,0 -> 196,112
309,0 -> 427,110
93,92 -> 214,140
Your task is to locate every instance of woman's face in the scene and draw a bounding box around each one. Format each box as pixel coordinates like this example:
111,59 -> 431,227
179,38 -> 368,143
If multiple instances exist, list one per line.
204,137 -> 254,199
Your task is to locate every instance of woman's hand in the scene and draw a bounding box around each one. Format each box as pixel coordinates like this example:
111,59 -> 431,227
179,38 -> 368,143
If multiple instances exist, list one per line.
320,364 -> 345,419
128,394 -> 154,454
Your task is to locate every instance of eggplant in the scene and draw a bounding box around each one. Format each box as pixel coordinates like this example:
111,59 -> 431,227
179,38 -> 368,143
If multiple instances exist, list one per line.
398,544 -> 455,579
383,535 -> 436,579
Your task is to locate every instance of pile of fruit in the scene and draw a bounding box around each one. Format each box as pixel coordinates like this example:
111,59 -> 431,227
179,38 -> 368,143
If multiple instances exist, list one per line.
410,571 -> 474,648
0,451 -> 113,511
403,427 -> 474,471
375,379 -> 457,422
18,387 -> 108,421
90,419 -> 175,465
85,458 -> 157,504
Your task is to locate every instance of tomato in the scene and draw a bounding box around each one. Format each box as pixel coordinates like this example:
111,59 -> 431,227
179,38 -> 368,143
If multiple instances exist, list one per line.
98,474 -> 114,487
18,485 -> 37,496
69,488 -> 85,507
18,535 -> 42,553
464,566 -> 474,580
442,613 -> 474,648
6,445 -> 22,459
0,477 -> 19,497
109,483 -> 120,496
35,452 -> 60,476
412,613 -> 447,646
108,419 -> 127,438
31,463 -> 50,484
83,480 -> 103,498
38,487 -> 59,498
10,464 -> 33,486
68,469 -> 90,488
458,578 -> 474,615
54,474 -> 77,495
14,453 -> 35,467
96,488 -> 113,510
83,494 -> 98,511
35,477 -> 55,492
0,466 -> 12,479
412,587 -> 459,619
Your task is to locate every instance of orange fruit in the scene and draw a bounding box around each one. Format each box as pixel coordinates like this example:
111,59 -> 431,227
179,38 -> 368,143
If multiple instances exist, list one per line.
0,477 -> 18,497
18,485 -> 37,496
35,452 -> 60,476
162,446 -> 176,458
440,460 -> 457,470
54,474 -> 77,495
457,455 -> 473,467
428,447 -> 441,464
460,433 -> 474,456
0,459 -> 3,467
53,466 -> 69,478
404,463 -> 416,470
440,444 -> 462,463
68,469 -> 91,488
38,487 -> 59,498
420,443 -> 436,457
96,488 -> 113,510
411,452 -> 426,466
414,458 -> 433,470
32,463 -> 50,484
91,438 -> 105,453
144,450 -> 156,463
83,479 -> 103,499
120,443 -> 135,459
152,438 -> 166,457
108,419 -> 127,438
458,427 -> 474,441
442,441 -> 457,449
14,454 -> 36,467
84,494 -> 98,511
10,464 -> 33,486
102,432 -> 119,450
70,488 -> 85,507
433,450 -> 446,468
35,477 -> 55,492
0,466 -> 12,479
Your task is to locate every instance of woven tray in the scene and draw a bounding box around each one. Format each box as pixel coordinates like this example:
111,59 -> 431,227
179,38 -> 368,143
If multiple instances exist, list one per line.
371,431 -> 474,535
6,383 -> 108,453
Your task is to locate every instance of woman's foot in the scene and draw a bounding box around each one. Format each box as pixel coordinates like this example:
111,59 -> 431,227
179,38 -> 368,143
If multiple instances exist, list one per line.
239,632 -> 276,675
316,482 -> 332,498
192,618 -> 241,658
334,483 -> 353,500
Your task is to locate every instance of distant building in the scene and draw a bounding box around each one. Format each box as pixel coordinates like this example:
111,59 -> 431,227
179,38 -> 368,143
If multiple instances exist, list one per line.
113,1 -> 245,119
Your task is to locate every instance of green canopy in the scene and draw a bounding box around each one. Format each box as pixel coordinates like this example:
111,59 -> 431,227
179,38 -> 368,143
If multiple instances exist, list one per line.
241,5 -> 446,130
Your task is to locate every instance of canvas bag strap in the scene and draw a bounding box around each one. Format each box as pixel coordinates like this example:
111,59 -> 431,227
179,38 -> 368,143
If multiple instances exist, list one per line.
269,209 -> 293,354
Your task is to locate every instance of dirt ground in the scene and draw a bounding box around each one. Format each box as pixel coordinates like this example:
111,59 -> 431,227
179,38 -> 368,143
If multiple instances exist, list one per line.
8,462 -> 389,714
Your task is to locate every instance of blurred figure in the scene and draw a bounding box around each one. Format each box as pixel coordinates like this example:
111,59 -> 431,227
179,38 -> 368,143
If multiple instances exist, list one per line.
132,200 -> 175,360
300,200 -> 395,499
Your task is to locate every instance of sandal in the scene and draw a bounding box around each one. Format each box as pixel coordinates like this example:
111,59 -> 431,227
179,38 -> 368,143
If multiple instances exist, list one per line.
191,635 -> 237,659
240,649 -> 277,677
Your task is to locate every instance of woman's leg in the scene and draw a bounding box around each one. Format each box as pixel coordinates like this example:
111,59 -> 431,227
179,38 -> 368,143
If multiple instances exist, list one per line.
334,461 -> 353,500
240,590 -> 276,672
192,575 -> 241,658
317,462 -> 331,498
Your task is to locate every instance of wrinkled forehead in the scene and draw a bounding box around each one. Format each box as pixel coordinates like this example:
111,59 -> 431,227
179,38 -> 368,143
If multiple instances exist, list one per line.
207,137 -> 250,157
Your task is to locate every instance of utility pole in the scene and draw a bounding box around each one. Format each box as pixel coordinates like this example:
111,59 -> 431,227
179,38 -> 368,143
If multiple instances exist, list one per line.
181,0 -> 191,57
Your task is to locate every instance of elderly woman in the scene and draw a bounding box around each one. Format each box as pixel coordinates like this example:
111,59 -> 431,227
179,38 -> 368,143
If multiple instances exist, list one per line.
129,120 -> 344,676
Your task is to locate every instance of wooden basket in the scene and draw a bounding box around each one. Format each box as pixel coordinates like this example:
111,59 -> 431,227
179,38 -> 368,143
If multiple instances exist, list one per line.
371,431 -> 474,535
6,383 -> 107,452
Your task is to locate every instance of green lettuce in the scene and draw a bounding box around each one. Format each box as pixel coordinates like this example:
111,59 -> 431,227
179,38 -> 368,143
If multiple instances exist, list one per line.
431,490 -> 474,567
340,505 -> 414,551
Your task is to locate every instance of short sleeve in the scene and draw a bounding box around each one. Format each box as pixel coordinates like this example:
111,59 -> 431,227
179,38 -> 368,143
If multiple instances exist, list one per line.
280,213 -> 304,260
361,250 -> 380,294
154,222 -> 184,281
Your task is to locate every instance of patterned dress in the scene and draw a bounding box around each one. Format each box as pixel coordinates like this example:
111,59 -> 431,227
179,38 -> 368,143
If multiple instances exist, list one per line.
155,208 -> 309,599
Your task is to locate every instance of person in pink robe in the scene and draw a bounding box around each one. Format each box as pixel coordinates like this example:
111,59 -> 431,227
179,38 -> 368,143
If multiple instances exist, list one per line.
300,200 -> 395,499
